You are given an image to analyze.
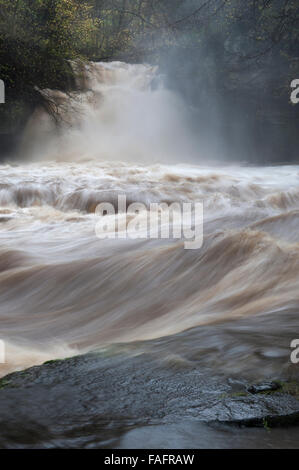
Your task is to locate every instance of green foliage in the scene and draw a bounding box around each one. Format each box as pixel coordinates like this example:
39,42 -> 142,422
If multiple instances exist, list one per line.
0,378 -> 11,389
0,0 -> 94,132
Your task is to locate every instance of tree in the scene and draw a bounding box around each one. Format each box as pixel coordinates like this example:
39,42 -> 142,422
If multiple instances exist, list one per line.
0,0 -> 94,136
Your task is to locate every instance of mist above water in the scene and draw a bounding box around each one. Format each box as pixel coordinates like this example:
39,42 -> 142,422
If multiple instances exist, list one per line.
22,62 -> 198,164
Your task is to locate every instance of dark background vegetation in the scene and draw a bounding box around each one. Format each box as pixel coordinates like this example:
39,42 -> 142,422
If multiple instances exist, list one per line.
0,0 -> 298,162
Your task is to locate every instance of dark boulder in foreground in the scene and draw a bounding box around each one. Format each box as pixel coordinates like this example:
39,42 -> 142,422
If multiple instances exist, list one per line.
247,381 -> 282,395
1,351 -> 299,448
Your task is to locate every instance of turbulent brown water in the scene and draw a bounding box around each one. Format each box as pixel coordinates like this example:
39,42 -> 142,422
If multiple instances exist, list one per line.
1,62 -> 299,379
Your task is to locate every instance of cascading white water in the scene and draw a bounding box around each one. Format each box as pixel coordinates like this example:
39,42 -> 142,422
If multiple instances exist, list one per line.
23,61 -> 197,163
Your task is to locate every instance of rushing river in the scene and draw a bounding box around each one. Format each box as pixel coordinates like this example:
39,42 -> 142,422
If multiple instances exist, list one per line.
1,62 -> 299,378
0,62 -> 299,448
1,159 -> 299,378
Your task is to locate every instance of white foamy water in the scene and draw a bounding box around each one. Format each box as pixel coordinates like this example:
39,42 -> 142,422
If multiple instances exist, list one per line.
22,61 -> 196,164
1,62 -> 299,377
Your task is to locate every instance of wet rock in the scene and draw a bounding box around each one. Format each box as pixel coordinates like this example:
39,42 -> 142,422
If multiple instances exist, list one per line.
247,381 -> 282,394
0,352 -> 298,448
